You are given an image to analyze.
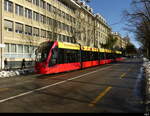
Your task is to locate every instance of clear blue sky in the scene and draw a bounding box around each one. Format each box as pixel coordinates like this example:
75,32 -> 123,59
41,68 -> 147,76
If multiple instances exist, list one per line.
86,0 -> 141,48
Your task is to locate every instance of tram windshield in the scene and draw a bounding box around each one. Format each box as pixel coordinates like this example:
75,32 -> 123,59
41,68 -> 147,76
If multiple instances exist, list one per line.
35,42 -> 54,62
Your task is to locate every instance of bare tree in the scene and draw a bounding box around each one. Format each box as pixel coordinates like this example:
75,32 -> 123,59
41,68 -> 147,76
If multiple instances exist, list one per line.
73,8 -> 93,46
100,33 -> 117,49
125,43 -> 137,56
71,0 -> 95,46
123,0 -> 150,58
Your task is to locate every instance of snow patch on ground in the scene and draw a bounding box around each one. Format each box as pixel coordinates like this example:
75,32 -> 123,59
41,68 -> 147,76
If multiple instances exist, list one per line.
0,68 -> 34,78
142,57 -> 150,105
143,58 -> 150,76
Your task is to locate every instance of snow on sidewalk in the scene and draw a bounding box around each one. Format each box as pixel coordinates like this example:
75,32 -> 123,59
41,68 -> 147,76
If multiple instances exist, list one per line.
142,57 -> 150,106
0,68 -> 35,78
143,58 -> 150,79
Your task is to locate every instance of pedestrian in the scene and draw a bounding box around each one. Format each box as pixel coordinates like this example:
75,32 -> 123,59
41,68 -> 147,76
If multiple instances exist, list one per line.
21,58 -> 26,69
4,58 -> 8,70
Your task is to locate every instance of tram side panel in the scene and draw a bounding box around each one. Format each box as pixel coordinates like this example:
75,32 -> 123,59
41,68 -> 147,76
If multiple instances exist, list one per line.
99,52 -> 106,65
81,51 -> 99,69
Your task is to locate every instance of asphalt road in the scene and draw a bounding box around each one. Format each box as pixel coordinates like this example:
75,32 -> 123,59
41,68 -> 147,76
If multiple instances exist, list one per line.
0,58 -> 146,113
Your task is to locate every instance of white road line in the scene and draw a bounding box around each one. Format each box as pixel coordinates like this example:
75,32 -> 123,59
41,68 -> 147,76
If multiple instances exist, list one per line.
0,66 -> 112,103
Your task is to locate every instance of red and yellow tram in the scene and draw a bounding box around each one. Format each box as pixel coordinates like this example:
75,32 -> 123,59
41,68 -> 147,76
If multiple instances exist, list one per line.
35,41 -> 123,74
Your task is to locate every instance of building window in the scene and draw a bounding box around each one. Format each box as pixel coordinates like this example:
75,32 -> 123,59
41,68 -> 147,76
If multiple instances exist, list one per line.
40,0 -> 46,9
10,44 -> 16,53
47,17 -> 53,25
33,11 -> 39,21
4,43 -> 9,53
33,27 -> 39,37
59,35 -> 63,41
25,25 -> 32,35
24,45 -> 29,53
4,20 -> 13,32
47,31 -> 52,39
15,22 -> 23,34
57,34 -> 61,41
25,8 -> 32,19
26,0 -> 32,3
40,14 -> 46,24
63,35 -> 65,42
41,29 -> 46,38
15,4 -> 24,16
51,6 -> 56,14
29,46 -> 34,53
53,33 -> 57,40
57,21 -> 60,29
18,44 -> 23,53
67,36 -> 70,42
47,3 -> 52,12
66,14 -> 69,21
58,9 -> 61,17
62,23 -> 65,30
4,0 -> 13,12
33,0 -> 39,6
62,12 -> 65,19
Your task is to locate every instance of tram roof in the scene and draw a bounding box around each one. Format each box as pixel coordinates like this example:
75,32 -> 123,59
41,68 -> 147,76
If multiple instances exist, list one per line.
81,46 -> 101,52
99,48 -> 105,52
58,41 -> 80,50
57,41 -> 122,54
105,49 -> 113,53
115,51 -> 122,54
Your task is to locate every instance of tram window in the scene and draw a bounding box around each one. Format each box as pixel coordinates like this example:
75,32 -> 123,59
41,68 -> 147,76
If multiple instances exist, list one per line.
58,49 -> 64,64
49,47 -> 58,66
107,53 -> 113,59
115,54 -> 117,58
111,53 -> 115,59
82,51 -> 97,61
106,53 -> 109,59
106,53 -> 108,59
36,42 -> 54,62
93,52 -> 99,60
109,54 -> 111,59
82,51 -> 88,61
89,52 -> 91,61
81,51 -> 85,61
58,48 -> 80,64
99,52 -> 105,60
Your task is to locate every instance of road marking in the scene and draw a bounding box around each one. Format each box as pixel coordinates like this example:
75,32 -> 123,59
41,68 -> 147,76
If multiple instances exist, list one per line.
0,88 -> 9,92
120,66 -> 133,79
89,86 -> 112,107
0,66 -> 112,103
120,73 -> 126,79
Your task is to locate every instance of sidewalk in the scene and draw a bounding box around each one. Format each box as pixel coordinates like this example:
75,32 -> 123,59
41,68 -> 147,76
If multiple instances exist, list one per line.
0,67 -> 35,78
